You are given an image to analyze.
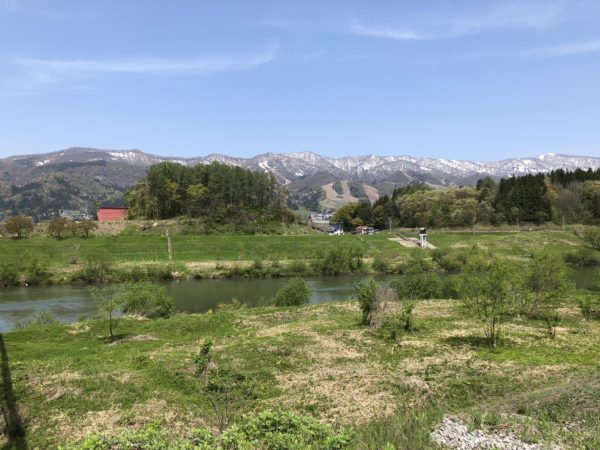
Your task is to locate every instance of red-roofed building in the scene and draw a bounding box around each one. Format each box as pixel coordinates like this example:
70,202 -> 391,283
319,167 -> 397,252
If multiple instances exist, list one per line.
97,207 -> 129,222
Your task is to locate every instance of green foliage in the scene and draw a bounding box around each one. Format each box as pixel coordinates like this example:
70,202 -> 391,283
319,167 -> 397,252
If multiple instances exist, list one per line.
402,250 -> 434,274
204,367 -> 257,432
23,257 -> 51,285
193,338 -> 213,378
66,411 -> 353,450
89,285 -> 122,341
48,216 -> 69,238
583,227 -> 600,251
13,311 -> 59,329
459,258 -> 523,347
523,253 -> 571,317
71,250 -> 115,283
314,245 -> 364,275
3,214 -> 34,238
354,278 -> 377,325
564,247 -> 600,267
79,219 -> 99,238
119,282 -> 174,318
380,303 -> 415,342
372,255 -> 390,273
578,293 -> 600,320
273,277 -> 311,306
0,261 -> 20,286
391,273 -> 442,300
125,161 -> 289,223
332,180 -> 344,196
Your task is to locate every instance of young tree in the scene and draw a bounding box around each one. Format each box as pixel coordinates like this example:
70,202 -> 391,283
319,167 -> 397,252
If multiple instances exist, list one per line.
48,217 -> 68,239
3,215 -> 34,238
459,258 -> 522,347
79,219 -> 98,238
354,278 -> 377,325
66,220 -> 80,237
524,253 -> 571,318
193,341 -> 255,432
89,286 -> 122,341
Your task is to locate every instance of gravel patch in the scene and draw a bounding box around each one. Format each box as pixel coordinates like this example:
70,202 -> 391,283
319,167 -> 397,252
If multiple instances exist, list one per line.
431,417 -> 553,450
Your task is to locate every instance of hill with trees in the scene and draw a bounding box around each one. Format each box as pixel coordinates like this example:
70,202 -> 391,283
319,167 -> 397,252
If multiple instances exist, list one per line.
332,169 -> 600,230
125,161 -> 291,225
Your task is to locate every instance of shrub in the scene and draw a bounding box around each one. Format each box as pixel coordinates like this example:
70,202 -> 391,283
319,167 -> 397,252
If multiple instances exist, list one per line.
66,411 -> 353,449
13,311 -> 59,329
355,279 -> 377,325
0,262 -> 20,286
401,249 -> 434,274
372,256 -> 390,273
583,227 -> 600,251
564,248 -> 600,267
273,277 -> 311,306
354,279 -> 399,329
578,293 -> 600,320
72,251 -> 114,284
23,257 -> 51,285
391,273 -> 442,300
380,303 -> 415,342
440,275 -> 461,299
314,245 -> 364,275
119,282 -> 174,318
286,260 -> 311,276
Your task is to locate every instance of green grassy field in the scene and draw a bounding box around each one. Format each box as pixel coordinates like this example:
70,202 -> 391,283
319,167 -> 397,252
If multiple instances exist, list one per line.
1,297 -> 599,449
0,229 -> 582,266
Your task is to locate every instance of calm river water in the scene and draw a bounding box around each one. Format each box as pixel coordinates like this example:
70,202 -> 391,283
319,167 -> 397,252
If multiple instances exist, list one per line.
0,269 -> 596,332
0,275 -> 394,332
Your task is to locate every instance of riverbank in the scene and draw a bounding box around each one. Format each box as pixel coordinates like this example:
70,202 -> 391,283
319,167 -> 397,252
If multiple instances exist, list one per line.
2,297 -> 599,448
0,229 -> 591,286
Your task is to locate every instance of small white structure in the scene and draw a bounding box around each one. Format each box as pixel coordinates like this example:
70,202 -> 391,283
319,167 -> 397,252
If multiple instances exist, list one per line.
418,227 -> 428,248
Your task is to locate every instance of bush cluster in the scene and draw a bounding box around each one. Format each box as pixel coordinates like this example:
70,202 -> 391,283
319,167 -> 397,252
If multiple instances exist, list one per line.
65,410 -> 353,450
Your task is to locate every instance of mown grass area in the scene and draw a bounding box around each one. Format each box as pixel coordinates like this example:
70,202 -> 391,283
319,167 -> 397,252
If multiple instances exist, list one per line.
2,297 -> 599,449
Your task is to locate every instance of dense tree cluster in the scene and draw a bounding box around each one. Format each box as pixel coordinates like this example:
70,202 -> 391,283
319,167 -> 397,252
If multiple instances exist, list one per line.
331,170 -> 600,229
125,162 -> 289,223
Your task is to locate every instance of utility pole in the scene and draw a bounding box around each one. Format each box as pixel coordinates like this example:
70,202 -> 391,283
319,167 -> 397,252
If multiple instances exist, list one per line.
166,228 -> 173,261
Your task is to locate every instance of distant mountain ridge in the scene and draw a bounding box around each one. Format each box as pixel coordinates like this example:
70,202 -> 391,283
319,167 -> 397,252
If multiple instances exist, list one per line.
5,147 -> 600,183
1,147 -> 599,219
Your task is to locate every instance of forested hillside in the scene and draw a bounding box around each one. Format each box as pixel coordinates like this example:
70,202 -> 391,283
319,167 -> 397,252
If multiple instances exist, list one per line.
332,168 -> 600,229
125,161 -> 290,224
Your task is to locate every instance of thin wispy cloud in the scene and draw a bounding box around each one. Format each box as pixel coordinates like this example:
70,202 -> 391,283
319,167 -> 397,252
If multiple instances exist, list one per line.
2,47 -> 278,95
525,38 -> 600,57
352,23 -> 426,41
352,1 -> 565,41
16,47 -> 278,75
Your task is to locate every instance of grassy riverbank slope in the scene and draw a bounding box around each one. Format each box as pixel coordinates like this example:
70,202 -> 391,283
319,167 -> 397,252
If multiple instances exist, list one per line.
2,297 -> 599,448
0,227 -> 588,285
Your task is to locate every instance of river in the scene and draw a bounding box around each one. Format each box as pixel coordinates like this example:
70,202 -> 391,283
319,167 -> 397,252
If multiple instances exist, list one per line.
0,268 -> 596,332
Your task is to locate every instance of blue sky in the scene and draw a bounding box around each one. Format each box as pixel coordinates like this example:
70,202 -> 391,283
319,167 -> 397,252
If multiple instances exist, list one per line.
1,0 -> 600,160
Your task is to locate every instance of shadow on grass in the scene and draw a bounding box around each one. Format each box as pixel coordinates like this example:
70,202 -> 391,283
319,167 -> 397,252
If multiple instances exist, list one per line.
443,335 -> 516,348
0,334 -> 27,450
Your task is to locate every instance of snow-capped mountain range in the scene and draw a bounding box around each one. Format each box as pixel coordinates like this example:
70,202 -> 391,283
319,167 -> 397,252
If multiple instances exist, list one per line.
1,147 -> 598,218
6,147 -> 599,186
